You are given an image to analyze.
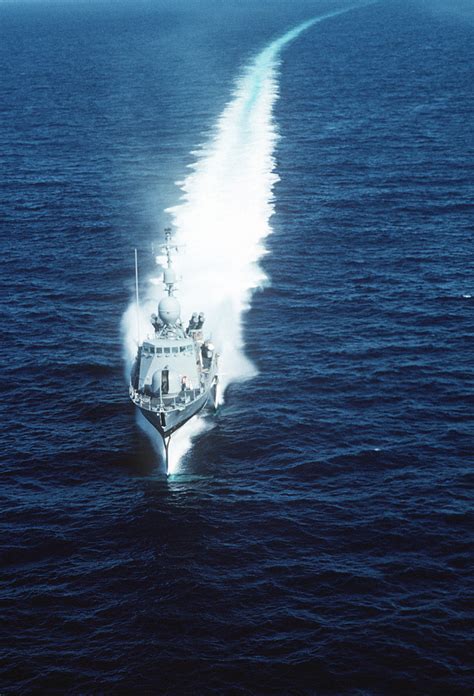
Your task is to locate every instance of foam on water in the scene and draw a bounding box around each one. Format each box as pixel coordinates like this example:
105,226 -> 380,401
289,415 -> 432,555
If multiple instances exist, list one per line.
123,8 -> 357,471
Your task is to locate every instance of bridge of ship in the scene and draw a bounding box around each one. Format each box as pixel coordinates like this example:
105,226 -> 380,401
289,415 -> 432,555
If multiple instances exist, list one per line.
138,334 -> 203,394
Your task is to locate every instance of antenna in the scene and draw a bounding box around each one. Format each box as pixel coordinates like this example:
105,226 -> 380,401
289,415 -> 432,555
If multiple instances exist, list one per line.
161,227 -> 179,297
134,248 -> 141,344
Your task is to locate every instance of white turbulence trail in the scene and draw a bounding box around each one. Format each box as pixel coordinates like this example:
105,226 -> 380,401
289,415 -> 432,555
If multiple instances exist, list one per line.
123,8 -> 357,473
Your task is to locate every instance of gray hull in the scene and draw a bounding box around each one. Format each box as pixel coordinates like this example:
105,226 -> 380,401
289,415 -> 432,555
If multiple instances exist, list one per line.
139,389 -> 210,438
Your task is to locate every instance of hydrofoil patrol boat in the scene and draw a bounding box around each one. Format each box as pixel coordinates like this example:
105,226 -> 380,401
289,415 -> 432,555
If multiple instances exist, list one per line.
129,229 -> 219,473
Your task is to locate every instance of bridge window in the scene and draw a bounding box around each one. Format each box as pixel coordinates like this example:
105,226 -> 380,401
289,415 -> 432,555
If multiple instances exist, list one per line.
172,347 -> 179,354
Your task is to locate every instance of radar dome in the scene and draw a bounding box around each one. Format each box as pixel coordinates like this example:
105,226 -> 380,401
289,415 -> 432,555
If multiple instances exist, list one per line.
158,296 -> 180,325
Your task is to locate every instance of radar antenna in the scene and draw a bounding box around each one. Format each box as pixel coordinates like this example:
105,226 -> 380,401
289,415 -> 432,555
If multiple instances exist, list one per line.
161,227 -> 178,296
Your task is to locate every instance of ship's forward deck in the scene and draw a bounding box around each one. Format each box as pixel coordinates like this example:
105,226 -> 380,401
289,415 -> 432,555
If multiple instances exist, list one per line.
129,385 -> 205,413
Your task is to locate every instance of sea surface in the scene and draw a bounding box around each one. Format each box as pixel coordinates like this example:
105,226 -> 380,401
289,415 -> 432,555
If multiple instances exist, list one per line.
1,0 -> 473,693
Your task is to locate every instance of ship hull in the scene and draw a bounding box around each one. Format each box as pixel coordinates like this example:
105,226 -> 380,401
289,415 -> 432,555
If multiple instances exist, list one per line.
138,389 -> 210,439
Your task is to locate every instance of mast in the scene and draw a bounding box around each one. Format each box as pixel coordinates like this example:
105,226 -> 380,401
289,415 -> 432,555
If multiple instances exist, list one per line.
162,227 -> 177,297
134,248 -> 140,344
155,228 -> 182,335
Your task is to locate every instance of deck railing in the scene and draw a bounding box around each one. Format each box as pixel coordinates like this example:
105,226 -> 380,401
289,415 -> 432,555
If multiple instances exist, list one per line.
129,386 -> 203,412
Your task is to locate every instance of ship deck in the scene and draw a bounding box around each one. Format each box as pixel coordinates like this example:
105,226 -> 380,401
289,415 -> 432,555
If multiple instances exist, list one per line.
129,385 -> 206,413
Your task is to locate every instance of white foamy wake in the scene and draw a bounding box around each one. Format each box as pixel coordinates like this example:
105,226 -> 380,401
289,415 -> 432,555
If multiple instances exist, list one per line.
123,9 -> 357,473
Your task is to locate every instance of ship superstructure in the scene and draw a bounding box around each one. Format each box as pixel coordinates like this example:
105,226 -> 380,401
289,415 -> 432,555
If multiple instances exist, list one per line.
129,228 -> 218,473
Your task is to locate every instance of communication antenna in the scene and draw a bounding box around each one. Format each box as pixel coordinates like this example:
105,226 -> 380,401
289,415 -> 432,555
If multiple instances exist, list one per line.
134,248 -> 141,344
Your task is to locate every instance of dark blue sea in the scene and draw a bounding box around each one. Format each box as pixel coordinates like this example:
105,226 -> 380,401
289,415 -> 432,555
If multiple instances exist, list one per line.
1,0 -> 473,693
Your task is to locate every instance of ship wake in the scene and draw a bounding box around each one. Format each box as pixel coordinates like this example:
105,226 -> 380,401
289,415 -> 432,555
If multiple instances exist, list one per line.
123,8 -> 358,474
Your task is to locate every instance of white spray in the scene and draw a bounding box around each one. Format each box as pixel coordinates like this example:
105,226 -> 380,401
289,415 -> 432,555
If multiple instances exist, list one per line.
122,9 -> 358,473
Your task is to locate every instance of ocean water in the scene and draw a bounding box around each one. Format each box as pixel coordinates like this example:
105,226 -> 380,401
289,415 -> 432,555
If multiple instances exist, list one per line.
1,0 -> 472,693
